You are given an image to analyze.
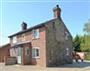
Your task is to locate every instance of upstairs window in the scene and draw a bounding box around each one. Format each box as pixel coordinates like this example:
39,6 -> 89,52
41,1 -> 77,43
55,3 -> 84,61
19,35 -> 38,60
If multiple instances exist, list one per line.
13,36 -> 17,44
33,29 -> 40,39
22,34 -> 25,42
65,31 -> 69,40
52,22 -> 56,32
32,47 -> 40,58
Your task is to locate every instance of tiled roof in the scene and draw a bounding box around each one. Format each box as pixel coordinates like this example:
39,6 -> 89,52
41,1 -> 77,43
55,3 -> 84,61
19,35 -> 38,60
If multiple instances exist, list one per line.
0,43 -> 10,48
8,18 -> 57,38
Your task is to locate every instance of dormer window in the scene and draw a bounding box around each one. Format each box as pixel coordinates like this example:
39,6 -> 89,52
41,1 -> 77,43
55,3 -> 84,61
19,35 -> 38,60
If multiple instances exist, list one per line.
33,29 -> 40,39
13,36 -> 17,44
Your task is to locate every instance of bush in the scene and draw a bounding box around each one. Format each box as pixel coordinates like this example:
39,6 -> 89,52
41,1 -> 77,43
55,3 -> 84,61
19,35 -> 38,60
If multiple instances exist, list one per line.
85,52 -> 90,60
81,48 -> 90,52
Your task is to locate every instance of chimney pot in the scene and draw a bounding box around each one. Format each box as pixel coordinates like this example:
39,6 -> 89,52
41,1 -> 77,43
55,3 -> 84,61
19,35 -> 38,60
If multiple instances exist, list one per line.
53,5 -> 61,19
21,22 -> 27,31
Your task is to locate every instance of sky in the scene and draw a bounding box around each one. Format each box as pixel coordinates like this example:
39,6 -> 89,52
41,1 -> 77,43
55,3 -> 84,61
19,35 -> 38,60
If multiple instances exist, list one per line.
0,0 -> 90,46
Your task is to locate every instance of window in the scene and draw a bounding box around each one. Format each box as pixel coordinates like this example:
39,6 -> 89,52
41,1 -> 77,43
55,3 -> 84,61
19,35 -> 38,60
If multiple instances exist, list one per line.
25,47 -> 30,56
65,31 -> 69,40
13,36 -> 17,44
66,48 -> 69,55
32,47 -> 40,58
33,29 -> 40,39
52,22 -> 56,31
22,34 -> 25,42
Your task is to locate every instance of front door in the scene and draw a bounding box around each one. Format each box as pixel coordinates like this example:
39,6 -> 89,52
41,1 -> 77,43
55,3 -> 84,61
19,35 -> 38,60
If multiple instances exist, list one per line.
17,47 -> 22,64
25,47 -> 30,64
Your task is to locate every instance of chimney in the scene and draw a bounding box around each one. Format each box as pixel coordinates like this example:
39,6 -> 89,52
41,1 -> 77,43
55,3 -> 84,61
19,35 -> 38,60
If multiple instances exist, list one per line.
21,22 -> 27,30
53,5 -> 61,19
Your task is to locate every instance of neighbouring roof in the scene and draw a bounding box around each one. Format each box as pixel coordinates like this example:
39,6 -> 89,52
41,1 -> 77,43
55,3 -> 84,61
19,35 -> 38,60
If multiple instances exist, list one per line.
0,43 -> 10,49
8,18 -> 58,38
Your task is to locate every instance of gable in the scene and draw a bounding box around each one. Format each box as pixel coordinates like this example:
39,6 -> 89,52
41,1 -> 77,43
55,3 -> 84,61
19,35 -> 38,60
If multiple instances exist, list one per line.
45,18 -> 72,42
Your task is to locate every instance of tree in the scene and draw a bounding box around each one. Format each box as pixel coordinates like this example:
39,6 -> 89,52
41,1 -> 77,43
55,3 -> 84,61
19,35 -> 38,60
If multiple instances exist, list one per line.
73,35 -> 81,52
73,19 -> 90,52
82,19 -> 90,52
83,19 -> 90,35
81,35 -> 90,52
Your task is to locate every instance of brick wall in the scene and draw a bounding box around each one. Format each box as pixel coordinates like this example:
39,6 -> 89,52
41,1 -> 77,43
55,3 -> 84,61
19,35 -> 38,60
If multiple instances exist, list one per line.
0,44 -> 10,62
31,27 -> 46,67
10,27 -> 46,66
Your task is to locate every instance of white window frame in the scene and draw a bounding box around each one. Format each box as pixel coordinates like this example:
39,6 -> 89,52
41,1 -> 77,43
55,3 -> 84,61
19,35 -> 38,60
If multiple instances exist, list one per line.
33,29 -> 40,39
32,47 -> 40,58
13,36 -> 17,44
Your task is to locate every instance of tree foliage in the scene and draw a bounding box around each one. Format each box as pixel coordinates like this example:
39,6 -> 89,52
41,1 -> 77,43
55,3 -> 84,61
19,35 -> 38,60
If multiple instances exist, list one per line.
73,35 -> 81,52
83,19 -> 90,35
73,19 -> 90,52
80,35 -> 90,52
73,35 -> 90,52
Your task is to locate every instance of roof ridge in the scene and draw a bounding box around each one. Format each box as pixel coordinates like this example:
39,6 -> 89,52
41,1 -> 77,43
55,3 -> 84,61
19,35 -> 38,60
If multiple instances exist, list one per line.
8,18 -> 58,37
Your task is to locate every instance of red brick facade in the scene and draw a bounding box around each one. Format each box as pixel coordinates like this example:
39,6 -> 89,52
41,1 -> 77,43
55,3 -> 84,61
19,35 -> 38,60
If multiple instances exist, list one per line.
9,27 -> 46,66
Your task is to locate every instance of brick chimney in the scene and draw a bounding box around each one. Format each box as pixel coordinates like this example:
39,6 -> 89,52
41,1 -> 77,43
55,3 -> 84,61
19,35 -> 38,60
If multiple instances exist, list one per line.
21,22 -> 27,30
53,5 -> 61,19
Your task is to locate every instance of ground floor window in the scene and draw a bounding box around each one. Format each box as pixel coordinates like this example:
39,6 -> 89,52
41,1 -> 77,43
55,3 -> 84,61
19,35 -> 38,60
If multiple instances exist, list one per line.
32,47 -> 40,58
25,47 -> 30,56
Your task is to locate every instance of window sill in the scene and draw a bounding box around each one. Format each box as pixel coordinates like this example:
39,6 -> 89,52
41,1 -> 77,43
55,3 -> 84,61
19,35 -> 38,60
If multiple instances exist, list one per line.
32,37 -> 40,40
32,57 -> 40,59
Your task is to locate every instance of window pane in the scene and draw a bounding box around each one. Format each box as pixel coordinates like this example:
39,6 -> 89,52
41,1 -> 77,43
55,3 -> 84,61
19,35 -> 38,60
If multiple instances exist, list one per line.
32,48 -> 40,58
32,49 -> 35,58
13,36 -> 17,43
26,48 -> 30,55
33,29 -> 40,39
36,29 -> 40,38
36,49 -> 39,56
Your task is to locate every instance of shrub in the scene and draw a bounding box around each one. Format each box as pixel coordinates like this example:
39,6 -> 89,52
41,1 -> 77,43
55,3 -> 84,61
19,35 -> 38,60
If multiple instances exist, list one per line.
85,52 -> 90,60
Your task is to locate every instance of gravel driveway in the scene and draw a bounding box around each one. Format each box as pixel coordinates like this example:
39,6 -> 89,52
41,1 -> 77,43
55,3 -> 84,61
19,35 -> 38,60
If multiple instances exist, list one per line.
0,61 -> 90,71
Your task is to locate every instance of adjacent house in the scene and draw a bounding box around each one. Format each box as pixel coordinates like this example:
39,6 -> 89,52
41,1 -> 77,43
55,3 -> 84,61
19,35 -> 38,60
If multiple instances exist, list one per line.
8,5 -> 73,67
0,43 -> 10,62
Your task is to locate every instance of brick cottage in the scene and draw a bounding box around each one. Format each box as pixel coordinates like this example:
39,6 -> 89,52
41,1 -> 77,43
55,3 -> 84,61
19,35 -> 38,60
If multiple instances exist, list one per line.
8,5 -> 73,67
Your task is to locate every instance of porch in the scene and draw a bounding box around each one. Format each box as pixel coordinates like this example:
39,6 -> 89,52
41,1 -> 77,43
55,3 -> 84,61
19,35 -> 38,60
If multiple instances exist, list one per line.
6,42 -> 33,65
